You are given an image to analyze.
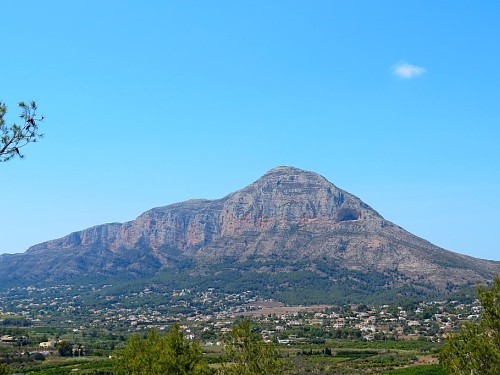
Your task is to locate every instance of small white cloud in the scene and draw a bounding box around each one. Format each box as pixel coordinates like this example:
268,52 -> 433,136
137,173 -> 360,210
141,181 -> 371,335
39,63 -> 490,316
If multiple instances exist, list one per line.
392,61 -> 426,79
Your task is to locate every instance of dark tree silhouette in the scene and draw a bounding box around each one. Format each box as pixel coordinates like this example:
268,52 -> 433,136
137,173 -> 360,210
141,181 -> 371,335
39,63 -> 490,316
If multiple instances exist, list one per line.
0,100 -> 44,162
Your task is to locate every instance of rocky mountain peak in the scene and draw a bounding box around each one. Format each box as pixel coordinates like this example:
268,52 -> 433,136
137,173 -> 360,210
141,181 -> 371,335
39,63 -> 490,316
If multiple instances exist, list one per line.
226,166 -> 381,225
253,166 -> 331,189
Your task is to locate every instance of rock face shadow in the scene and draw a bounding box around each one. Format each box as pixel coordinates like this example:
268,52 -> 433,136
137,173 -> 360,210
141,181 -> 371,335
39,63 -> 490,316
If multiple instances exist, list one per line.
336,208 -> 360,222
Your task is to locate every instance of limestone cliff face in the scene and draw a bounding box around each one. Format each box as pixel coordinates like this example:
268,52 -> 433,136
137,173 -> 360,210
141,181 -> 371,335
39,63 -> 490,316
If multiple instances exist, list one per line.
28,166 -> 383,254
4,166 -> 500,289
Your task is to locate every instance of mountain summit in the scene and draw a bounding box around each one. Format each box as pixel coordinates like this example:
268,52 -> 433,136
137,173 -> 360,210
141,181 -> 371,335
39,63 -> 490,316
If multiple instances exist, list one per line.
1,167 -> 498,302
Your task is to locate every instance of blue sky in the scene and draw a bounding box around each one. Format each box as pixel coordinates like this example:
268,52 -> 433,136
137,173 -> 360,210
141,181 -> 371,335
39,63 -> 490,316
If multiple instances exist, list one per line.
1,1 -> 499,260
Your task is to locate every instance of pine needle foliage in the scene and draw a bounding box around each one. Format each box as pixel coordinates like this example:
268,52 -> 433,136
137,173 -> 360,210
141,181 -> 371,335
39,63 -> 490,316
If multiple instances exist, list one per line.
219,319 -> 287,375
114,324 -> 210,375
440,276 -> 500,374
0,100 -> 44,162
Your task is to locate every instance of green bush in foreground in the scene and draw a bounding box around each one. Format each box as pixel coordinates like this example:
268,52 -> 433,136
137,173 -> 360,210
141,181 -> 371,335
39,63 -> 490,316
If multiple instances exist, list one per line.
114,324 -> 209,375
440,276 -> 500,374
0,363 -> 10,375
218,319 -> 286,375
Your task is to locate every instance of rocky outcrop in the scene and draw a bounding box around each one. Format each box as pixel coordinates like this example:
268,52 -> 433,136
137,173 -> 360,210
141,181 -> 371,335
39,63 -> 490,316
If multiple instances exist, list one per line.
2,166 -> 499,291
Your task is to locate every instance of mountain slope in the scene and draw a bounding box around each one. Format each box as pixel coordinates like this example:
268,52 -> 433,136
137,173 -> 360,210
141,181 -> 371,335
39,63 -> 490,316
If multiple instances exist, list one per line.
1,166 -> 498,302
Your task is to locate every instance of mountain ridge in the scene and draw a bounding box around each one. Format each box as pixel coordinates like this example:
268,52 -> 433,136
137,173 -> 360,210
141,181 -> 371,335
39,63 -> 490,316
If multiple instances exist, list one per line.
1,166 -> 499,303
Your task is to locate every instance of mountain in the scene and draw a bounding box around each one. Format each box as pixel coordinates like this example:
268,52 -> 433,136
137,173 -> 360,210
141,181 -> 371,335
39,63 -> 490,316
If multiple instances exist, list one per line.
1,166 -> 498,303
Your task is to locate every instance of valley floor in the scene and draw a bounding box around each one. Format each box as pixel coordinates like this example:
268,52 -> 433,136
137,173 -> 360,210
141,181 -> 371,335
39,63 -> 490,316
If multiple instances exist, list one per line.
0,282 -> 476,373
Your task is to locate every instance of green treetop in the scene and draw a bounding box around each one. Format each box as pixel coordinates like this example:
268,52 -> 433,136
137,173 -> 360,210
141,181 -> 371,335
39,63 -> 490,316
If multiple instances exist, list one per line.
440,276 -> 500,374
219,319 -> 287,375
114,323 -> 209,375
0,363 -> 11,375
